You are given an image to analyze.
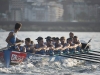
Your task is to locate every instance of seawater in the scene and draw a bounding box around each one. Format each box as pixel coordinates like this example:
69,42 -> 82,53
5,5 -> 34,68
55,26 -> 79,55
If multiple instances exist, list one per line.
0,31 -> 100,75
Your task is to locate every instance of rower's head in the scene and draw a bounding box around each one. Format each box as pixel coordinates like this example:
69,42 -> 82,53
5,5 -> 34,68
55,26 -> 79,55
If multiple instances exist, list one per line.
31,41 -> 34,45
55,37 -> 60,44
60,36 -> 66,43
45,36 -> 52,44
73,36 -> 78,43
36,37 -> 43,45
25,38 -> 31,45
15,23 -> 22,31
68,38 -> 73,44
69,32 -> 74,38
52,37 -> 56,43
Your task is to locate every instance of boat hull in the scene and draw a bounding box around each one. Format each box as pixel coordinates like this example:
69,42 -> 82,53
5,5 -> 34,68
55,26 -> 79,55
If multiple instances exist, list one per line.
0,50 -> 27,67
0,49 -> 90,68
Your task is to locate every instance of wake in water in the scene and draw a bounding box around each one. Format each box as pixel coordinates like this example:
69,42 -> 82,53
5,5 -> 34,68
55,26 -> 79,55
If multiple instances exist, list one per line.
0,56 -> 98,75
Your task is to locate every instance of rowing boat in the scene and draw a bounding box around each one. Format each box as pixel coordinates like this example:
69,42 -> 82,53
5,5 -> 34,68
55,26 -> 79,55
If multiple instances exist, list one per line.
0,42 -> 100,68
0,50 -> 76,67
0,50 -> 67,68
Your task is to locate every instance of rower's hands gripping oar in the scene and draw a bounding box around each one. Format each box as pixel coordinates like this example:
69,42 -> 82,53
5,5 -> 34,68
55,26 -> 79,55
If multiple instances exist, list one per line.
0,42 -> 23,51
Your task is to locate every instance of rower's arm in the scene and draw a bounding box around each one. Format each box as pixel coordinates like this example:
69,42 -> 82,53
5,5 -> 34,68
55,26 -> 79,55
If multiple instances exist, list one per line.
5,32 -> 13,45
34,45 -> 47,51
78,42 -> 82,47
62,44 -> 70,50
30,46 -> 35,53
55,45 -> 62,50
75,42 -> 82,47
47,45 -> 55,50
41,45 -> 47,50
16,38 -> 24,42
34,45 -> 40,51
50,45 -> 55,50
69,44 -> 76,49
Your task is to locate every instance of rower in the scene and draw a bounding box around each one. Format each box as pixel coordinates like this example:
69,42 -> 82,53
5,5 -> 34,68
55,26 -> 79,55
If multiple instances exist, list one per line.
5,23 -> 23,50
52,37 -> 56,45
67,32 -> 74,43
60,36 -> 70,54
24,38 -> 35,53
15,40 -> 26,52
31,41 -> 34,45
54,37 -> 62,54
67,38 -> 76,54
73,36 -> 82,52
34,37 -> 47,55
45,36 -> 55,55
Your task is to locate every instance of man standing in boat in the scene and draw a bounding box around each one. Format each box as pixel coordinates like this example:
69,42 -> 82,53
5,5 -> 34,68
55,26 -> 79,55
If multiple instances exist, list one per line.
5,23 -> 23,50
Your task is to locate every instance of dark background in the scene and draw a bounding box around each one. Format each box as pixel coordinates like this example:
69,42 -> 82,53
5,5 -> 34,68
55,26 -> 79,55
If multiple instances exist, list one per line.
0,0 -> 100,32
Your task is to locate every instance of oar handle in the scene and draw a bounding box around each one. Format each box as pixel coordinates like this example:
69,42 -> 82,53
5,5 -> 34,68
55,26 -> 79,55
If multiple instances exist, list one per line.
15,42 -> 23,46
0,42 -> 23,51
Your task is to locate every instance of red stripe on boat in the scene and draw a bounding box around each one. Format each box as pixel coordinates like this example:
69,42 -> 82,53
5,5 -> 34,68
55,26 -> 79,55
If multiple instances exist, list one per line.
10,51 -> 27,64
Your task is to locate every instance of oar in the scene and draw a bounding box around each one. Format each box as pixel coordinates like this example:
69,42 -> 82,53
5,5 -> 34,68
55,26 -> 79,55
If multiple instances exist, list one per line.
88,52 -> 100,56
89,50 -> 100,53
84,38 -> 92,49
67,53 -> 100,58
82,36 -> 100,56
0,42 -> 23,51
67,54 -> 100,60
67,52 -> 100,57
60,55 -> 100,63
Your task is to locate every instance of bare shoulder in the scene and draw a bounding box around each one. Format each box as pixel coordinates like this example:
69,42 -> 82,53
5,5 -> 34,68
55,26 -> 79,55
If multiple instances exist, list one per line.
9,32 -> 14,36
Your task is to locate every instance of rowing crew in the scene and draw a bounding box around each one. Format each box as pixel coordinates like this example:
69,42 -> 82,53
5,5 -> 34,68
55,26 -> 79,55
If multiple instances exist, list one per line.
5,23 -> 82,55
26,36 -> 81,55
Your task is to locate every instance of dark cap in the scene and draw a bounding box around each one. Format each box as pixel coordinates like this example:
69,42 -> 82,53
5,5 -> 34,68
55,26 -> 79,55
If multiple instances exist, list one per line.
55,37 -> 60,40
45,36 -> 52,41
36,37 -> 43,41
45,36 -> 51,39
